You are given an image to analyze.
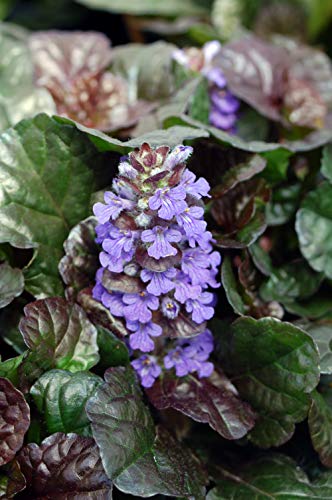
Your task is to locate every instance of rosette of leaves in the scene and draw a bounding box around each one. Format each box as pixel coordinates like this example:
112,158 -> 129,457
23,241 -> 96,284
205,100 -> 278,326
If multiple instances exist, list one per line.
29,31 -> 152,131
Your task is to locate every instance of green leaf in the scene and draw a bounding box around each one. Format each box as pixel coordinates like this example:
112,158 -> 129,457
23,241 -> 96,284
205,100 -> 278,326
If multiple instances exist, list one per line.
260,148 -> 291,184
115,425 -> 207,499
189,78 -> 210,124
296,182 -> 332,279
221,256 -> 246,315
111,41 -> 176,102
0,299 -> 27,354
284,295 -> 332,319
309,390 -> 332,468
0,262 -> 24,308
259,260 -> 323,304
266,183 -> 301,226
55,115 -> 209,153
75,0 -> 211,16
86,366 -> 155,478
96,325 -> 129,371
321,143 -> 332,183
0,113 -> 110,297
30,369 -> 102,436
0,354 -> 25,385
207,454 -> 332,499
296,320 -> 332,374
0,24 -> 55,132
19,297 -> 99,385
221,317 -> 320,447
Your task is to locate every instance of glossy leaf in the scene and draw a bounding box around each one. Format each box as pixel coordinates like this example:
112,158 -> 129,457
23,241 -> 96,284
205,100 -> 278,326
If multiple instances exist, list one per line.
96,325 -> 129,371
0,377 -> 30,466
296,182 -> 332,279
0,262 -> 24,309
309,390 -> 332,468
147,370 -> 256,440
322,143 -> 332,183
221,317 -> 320,447
76,0 -> 211,16
207,454 -> 332,499
19,297 -> 99,384
86,366 -> 155,478
58,217 -> 99,301
0,113 -> 110,297
297,320 -> 332,374
30,369 -> 102,436
17,432 -> 112,499
0,354 -> 25,386
0,460 -> 26,499
115,425 -> 207,499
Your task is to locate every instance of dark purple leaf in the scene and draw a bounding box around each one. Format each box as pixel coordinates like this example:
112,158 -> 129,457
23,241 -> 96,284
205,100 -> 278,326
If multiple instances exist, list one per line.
217,35 -> 289,122
18,297 -> 99,387
146,370 -> 256,440
115,425 -> 207,499
29,31 -> 151,132
77,287 -> 128,338
17,432 -> 112,499
0,377 -> 30,466
86,366 -> 155,479
102,269 -> 143,294
0,262 -> 24,309
59,217 -> 99,301
0,459 -> 26,499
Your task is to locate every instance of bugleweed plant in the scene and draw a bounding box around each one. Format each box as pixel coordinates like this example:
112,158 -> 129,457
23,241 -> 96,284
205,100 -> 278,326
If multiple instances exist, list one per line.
2,1 -> 332,498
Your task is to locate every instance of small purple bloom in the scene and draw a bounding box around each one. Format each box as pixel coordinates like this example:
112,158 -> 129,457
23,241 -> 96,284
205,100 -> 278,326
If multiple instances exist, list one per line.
101,290 -> 125,317
186,292 -> 214,324
182,248 -> 217,286
203,67 -> 227,88
93,191 -> 134,223
180,169 -> 211,199
127,321 -> 162,352
161,297 -> 180,319
141,268 -> 176,296
95,222 -> 112,244
163,145 -> 193,170
148,185 -> 187,220
173,271 -> 201,304
210,89 -> 240,114
123,291 -> 159,323
176,206 -> 207,238
164,346 -> 192,377
102,226 -> 138,261
112,178 -> 136,200
131,355 -> 161,388
141,226 -> 182,260
118,160 -> 138,179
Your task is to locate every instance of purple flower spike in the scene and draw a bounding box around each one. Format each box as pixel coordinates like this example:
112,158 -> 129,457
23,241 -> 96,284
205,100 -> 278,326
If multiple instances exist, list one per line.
141,268 -> 176,296
93,191 -> 134,223
93,143 -> 220,388
123,291 -> 159,323
127,321 -> 162,352
148,185 -> 187,220
131,355 -> 161,388
141,226 -> 182,260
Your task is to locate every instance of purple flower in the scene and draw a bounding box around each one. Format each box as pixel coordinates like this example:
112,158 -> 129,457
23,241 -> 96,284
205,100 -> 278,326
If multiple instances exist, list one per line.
210,89 -> 240,114
173,271 -> 201,304
182,248 -> 218,286
203,67 -> 227,88
176,206 -> 207,238
141,268 -> 176,296
100,290 -> 125,317
164,346 -> 193,377
186,292 -> 214,324
131,355 -> 161,388
161,297 -> 180,319
123,291 -> 159,323
112,178 -> 136,200
118,160 -> 138,179
102,226 -> 138,261
127,321 -> 162,352
141,226 -> 182,260
93,191 -> 134,223
180,169 -> 211,199
163,145 -> 193,170
148,185 -> 187,220
95,222 -> 112,244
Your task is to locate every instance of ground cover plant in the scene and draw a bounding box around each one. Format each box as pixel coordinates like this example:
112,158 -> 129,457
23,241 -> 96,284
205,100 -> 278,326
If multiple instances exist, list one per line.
1,1 -> 332,498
